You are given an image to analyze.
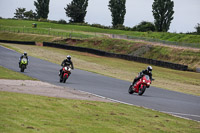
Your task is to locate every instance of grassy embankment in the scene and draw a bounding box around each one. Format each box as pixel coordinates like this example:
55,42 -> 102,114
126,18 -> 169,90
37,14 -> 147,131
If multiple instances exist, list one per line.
1,43 -> 200,96
61,37 -> 200,70
0,19 -> 200,44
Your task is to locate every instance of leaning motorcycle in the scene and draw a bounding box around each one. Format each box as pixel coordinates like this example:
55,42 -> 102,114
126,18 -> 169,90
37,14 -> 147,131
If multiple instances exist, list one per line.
59,66 -> 72,83
128,75 -> 153,96
19,58 -> 28,72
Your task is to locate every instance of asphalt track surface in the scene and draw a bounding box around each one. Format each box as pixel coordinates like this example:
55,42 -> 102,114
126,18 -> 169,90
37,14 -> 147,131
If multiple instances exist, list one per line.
0,45 -> 200,121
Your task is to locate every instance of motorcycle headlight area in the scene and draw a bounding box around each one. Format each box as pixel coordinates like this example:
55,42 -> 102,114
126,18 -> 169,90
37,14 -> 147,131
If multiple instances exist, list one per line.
64,67 -> 68,71
143,80 -> 146,83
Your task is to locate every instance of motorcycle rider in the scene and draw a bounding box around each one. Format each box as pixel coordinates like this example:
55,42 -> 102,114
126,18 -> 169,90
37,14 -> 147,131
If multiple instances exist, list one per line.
19,52 -> 29,67
59,55 -> 74,77
132,66 -> 153,85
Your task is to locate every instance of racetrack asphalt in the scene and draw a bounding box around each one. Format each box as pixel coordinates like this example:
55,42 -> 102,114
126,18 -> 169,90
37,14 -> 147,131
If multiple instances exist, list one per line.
0,45 -> 200,121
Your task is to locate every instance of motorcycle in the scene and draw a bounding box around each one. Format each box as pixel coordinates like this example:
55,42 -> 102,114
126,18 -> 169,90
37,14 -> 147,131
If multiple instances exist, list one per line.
59,66 -> 72,83
128,75 -> 153,96
19,58 -> 28,72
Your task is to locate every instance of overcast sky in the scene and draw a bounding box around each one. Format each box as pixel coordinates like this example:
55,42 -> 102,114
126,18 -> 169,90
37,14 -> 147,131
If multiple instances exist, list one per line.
0,0 -> 200,33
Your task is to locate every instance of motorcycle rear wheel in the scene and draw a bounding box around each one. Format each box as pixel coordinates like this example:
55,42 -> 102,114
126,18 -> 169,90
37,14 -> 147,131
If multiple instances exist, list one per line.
128,85 -> 134,94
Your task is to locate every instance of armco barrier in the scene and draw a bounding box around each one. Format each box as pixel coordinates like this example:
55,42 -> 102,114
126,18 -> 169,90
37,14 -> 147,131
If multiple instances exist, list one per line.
43,42 -> 188,71
0,40 -> 35,45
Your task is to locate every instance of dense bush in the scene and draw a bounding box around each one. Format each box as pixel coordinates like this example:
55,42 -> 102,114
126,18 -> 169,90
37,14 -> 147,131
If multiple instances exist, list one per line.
132,21 -> 155,32
91,24 -> 111,29
57,19 -> 67,24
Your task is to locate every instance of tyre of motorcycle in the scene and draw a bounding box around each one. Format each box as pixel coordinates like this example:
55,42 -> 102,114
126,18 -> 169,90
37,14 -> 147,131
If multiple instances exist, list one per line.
138,85 -> 146,96
59,78 -> 63,83
20,64 -> 26,72
128,85 -> 134,94
63,75 -> 68,83
59,73 -> 63,83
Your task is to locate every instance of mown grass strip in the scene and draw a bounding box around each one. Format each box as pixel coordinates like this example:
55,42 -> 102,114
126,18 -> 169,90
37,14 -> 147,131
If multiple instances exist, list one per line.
0,91 -> 199,133
0,65 -> 36,80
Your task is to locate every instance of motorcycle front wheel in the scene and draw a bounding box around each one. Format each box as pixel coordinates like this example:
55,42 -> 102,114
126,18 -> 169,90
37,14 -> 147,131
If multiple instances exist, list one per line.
20,65 -> 25,72
63,75 -> 68,83
138,86 -> 146,96
128,85 -> 134,94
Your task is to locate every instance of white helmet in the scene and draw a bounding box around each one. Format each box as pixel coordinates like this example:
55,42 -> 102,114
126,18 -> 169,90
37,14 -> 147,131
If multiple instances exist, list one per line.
147,66 -> 152,72
67,55 -> 71,60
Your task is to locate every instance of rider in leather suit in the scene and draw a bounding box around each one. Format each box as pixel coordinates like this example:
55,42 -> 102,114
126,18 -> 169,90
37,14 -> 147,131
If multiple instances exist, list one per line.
59,55 -> 74,77
132,66 -> 153,85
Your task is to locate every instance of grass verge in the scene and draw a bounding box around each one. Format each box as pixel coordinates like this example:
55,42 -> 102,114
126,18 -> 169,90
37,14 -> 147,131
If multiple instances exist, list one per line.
0,65 -> 35,80
0,91 -> 199,133
1,43 -> 199,96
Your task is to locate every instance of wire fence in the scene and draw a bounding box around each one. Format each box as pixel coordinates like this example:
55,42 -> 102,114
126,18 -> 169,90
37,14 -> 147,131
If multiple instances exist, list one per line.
111,34 -> 200,49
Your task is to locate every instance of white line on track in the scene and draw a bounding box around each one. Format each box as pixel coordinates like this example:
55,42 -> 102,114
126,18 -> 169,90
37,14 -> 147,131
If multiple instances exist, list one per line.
79,90 -> 200,122
161,111 -> 200,118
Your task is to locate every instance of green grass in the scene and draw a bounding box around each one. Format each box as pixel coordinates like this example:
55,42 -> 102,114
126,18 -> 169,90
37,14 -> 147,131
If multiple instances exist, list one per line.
0,19 -> 200,44
0,65 -> 35,80
0,32 -> 56,42
0,91 -> 199,133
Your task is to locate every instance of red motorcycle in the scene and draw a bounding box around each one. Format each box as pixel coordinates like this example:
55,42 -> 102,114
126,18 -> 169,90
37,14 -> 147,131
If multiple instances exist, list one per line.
59,66 -> 72,83
128,75 -> 153,96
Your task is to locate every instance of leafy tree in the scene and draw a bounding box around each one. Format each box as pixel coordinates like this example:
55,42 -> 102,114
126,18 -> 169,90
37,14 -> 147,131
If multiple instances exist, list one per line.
195,23 -> 200,34
14,8 -> 26,19
108,0 -> 126,28
24,10 -> 37,20
152,0 -> 174,32
34,0 -> 50,19
133,21 -> 155,32
64,0 -> 89,23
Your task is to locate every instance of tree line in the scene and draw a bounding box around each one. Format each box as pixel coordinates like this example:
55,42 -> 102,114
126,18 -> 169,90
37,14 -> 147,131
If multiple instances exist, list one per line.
12,0 -> 199,34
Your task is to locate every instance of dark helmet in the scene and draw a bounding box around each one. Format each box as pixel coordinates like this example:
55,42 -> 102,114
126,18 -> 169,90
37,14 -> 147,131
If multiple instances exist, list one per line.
67,55 -> 71,60
23,52 -> 27,56
147,66 -> 152,73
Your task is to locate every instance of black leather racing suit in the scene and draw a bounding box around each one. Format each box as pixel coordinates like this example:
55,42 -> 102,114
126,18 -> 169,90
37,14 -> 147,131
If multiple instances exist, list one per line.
132,69 -> 152,85
59,59 -> 74,77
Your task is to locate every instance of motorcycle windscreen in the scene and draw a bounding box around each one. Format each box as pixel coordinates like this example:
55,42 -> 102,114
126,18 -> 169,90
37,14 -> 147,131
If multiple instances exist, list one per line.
145,75 -> 150,80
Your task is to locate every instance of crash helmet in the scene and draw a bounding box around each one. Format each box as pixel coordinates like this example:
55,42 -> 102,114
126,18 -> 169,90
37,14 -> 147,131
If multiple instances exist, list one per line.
67,55 -> 71,60
23,52 -> 27,56
147,66 -> 152,73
